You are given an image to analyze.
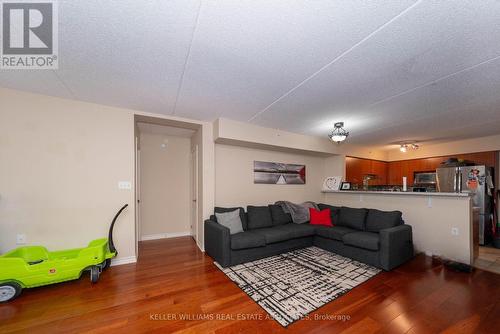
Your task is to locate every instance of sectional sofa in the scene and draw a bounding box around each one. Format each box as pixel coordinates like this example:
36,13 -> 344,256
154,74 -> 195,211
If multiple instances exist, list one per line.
204,204 -> 414,271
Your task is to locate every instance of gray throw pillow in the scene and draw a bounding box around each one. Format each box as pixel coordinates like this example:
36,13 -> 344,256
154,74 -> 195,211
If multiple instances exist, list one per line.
215,209 -> 244,235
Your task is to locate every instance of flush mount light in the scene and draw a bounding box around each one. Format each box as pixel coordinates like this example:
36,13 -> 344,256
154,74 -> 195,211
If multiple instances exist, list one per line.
399,142 -> 419,152
328,122 -> 349,143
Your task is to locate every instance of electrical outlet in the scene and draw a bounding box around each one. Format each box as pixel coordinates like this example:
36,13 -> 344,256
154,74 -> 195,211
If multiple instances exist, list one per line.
451,228 -> 459,236
16,234 -> 27,245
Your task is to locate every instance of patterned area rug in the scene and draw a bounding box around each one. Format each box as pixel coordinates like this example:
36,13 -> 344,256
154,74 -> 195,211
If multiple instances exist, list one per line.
217,246 -> 381,327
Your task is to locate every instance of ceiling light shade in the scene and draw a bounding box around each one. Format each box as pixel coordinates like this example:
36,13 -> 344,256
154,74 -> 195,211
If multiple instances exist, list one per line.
328,122 -> 349,143
400,144 -> 408,152
411,144 -> 419,150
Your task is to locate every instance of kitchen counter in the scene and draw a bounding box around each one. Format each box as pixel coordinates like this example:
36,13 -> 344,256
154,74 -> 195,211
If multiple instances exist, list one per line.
323,189 -> 474,265
321,190 -> 471,197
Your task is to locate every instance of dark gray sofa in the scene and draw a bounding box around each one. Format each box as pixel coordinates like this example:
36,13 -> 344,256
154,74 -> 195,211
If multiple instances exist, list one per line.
204,204 -> 414,271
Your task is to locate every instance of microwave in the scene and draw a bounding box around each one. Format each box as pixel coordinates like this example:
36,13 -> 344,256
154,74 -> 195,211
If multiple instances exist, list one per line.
414,172 -> 436,185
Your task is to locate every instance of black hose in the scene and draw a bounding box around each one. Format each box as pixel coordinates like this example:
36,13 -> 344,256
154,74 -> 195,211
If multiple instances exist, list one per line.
108,204 -> 128,255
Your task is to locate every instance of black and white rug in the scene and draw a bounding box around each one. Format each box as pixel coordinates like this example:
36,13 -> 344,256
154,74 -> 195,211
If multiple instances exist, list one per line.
216,246 -> 380,327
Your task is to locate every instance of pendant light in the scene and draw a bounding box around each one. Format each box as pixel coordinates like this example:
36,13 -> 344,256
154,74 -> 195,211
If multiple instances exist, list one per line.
328,122 -> 349,143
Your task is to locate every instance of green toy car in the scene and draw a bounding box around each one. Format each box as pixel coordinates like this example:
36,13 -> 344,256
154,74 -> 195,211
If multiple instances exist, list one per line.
0,204 -> 128,302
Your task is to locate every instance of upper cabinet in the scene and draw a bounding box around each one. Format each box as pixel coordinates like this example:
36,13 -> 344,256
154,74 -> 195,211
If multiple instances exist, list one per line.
345,157 -> 387,186
347,151 -> 496,186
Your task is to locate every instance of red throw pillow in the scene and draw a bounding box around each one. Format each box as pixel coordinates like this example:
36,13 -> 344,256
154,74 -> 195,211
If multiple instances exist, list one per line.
309,208 -> 333,227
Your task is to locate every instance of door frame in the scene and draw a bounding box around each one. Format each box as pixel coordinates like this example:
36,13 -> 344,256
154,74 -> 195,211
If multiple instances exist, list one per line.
134,135 -> 141,257
191,144 -> 199,244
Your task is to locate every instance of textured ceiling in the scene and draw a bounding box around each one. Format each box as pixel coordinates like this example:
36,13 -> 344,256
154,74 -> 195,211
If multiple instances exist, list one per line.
2,0 -> 500,147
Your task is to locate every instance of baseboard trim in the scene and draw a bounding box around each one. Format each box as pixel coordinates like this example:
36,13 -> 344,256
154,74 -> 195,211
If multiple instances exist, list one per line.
111,256 -> 137,267
140,231 -> 192,241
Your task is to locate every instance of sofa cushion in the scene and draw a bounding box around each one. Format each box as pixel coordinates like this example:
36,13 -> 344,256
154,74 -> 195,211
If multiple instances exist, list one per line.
365,209 -> 402,232
252,227 -> 294,244
315,226 -> 357,241
247,206 -> 273,229
342,232 -> 380,251
215,207 -> 248,230
268,204 -> 292,225
318,203 -> 341,225
309,208 -> 333,227
275,224 -> 317,238
339,207 -> 368,230
215,209 -> 244,235
230,231 -> 266,250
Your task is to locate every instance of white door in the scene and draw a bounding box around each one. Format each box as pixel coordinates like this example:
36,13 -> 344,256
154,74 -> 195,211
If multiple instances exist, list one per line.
191,145 -> 199,242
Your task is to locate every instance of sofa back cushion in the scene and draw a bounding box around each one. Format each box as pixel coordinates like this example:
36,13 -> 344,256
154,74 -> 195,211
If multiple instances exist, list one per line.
365,209 -> 402,232
339,207 -> 368,230
247,206 -> 273,229
268,204 -> 292,225
318,203 -> 341,225
215,207 -> 248,230
215,209 -> 244,235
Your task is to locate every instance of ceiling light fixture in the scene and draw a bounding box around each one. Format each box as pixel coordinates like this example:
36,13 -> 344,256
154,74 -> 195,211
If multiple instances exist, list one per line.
399,142 -> 419,152
328,122 -> 349,143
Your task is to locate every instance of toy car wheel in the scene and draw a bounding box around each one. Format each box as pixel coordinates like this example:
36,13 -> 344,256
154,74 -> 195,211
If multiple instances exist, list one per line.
100,259 -> 111,270
0,282 -> 22,302
90,266 -> 100,284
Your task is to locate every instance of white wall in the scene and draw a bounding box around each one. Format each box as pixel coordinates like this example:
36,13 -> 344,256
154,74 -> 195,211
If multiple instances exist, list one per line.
324,192 -> 473,264
0,88 -> 216,261
139,133 -> 191,239
0,88 -> 136,262
215,144 -> 327,207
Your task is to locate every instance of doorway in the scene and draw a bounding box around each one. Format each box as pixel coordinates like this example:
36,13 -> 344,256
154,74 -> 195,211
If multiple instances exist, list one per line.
134,116 -> 202,257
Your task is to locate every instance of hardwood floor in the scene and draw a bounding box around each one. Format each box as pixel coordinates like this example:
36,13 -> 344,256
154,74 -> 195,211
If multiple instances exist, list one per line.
475,246 -> 500,275
1,237 -> 500,333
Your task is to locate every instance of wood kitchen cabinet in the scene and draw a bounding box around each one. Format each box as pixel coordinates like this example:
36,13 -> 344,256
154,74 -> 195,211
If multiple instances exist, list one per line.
345,157 -> 387,186
347,151 -> 496,186
371,160 -> 388,185
387,161 -> 402,185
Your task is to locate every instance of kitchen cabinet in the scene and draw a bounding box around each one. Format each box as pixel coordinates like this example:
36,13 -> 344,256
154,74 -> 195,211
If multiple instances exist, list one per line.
347,151 -> 496,186
345,157 -> 387,186
387,161 -> 402,185
371,160 -> 388,185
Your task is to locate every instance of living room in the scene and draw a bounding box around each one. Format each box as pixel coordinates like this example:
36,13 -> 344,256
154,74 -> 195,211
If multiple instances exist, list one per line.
1,1 -> 500,333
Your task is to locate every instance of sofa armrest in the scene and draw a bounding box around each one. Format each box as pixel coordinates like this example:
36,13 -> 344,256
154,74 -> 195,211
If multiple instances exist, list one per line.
379,224 -> 414,271
204,219 -> 231,267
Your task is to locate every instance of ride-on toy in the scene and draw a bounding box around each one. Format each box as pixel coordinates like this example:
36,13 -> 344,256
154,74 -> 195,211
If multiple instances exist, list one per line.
0,204 -> 128,302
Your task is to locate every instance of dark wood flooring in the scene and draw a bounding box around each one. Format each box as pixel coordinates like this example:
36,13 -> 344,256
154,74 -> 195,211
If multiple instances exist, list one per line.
1,237 -> 500,333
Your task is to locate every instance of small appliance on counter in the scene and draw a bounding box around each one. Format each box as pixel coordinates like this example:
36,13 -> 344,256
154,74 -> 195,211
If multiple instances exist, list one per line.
414,171 -> 437,185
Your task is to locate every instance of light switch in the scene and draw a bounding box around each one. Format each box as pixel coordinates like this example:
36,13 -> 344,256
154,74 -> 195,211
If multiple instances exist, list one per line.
118,181 -> 132,190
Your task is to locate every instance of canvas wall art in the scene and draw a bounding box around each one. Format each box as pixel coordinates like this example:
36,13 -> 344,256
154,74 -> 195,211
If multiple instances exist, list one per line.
253,161 -> 306,184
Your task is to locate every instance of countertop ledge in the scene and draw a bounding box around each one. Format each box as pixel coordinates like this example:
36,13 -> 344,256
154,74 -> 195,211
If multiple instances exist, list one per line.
322,190 -> 472,197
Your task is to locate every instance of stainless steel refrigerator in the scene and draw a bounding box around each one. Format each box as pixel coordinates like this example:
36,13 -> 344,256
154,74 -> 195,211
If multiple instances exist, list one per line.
436,165 -> 493,245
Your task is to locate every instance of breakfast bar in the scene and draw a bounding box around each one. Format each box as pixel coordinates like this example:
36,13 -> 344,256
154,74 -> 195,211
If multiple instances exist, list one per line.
322,190 -> 474,265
